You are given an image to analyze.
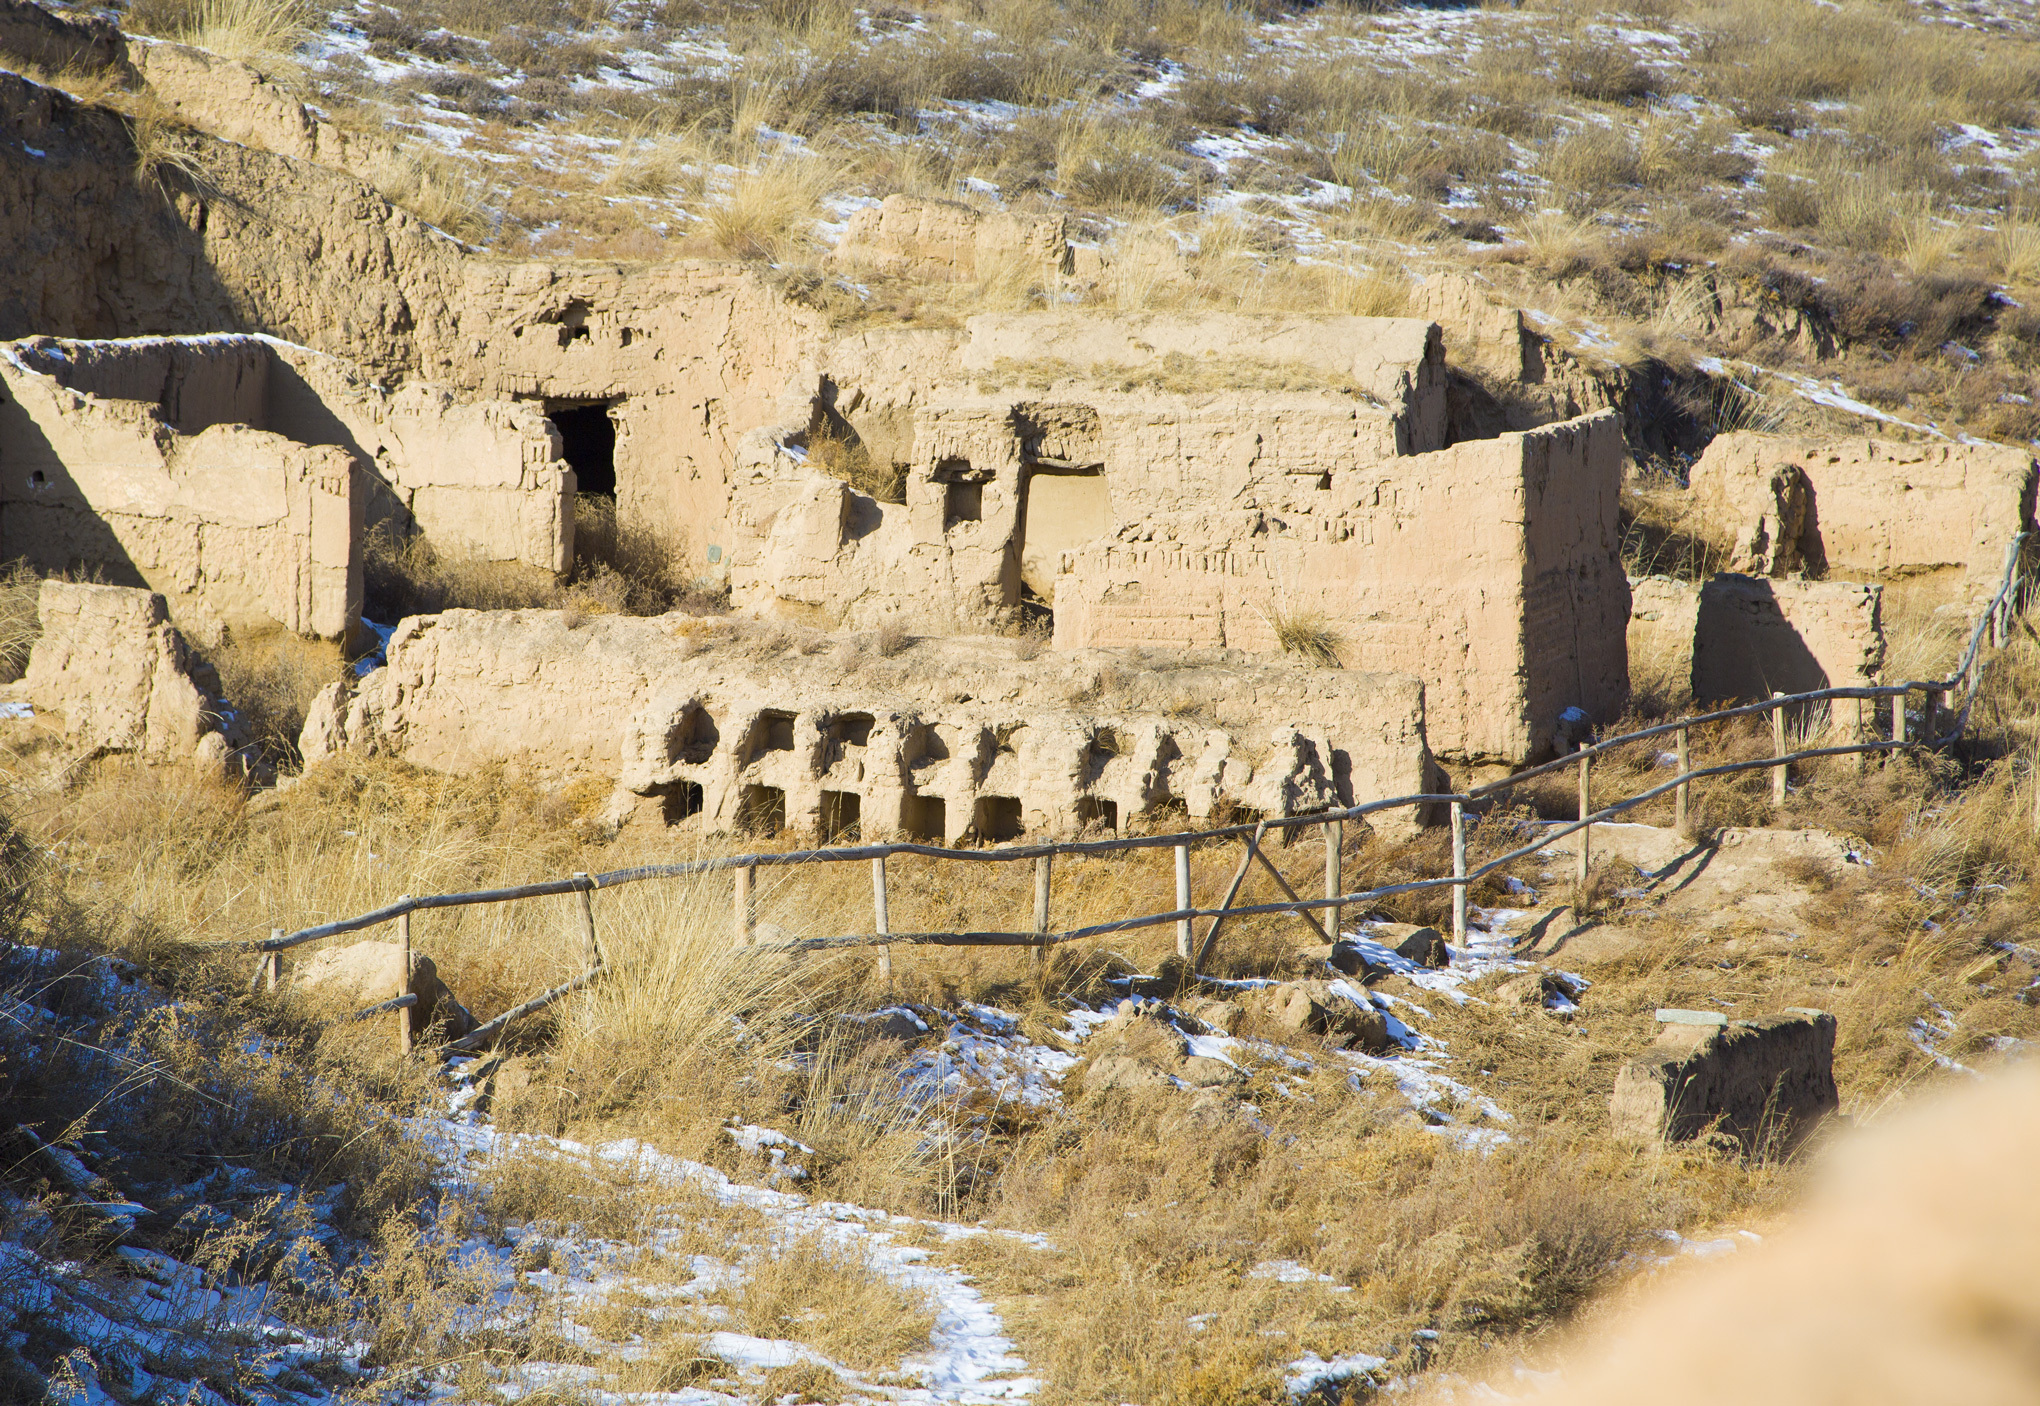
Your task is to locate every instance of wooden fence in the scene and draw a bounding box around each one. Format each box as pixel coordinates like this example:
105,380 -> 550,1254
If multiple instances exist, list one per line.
250,537 -> 2031,1053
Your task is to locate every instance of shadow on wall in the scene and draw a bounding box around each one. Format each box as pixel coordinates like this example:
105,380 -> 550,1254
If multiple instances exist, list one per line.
1692,574 -> 1831,703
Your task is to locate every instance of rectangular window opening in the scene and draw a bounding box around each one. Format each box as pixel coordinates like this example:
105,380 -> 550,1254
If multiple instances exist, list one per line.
944,480 -> 983,528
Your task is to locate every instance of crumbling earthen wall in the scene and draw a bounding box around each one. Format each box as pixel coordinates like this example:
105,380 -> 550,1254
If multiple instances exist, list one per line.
1049,412 -> 1630,764
23,581 -> 230,763
1691,433 -> 2037,599
829,194 -> 1071,284
1692,575 -> 1884,703
302,611 -> 1433,840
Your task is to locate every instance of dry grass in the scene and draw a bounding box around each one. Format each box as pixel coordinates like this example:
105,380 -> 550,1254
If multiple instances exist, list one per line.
703,154 -> 831,259
206,628 -> 345,767
362,145 -> 492,241
0,561 -> 42,683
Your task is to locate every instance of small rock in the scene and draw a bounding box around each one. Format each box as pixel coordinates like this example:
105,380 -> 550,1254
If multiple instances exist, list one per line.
296,939 -> 476,1039
1393,927 -> 1450,969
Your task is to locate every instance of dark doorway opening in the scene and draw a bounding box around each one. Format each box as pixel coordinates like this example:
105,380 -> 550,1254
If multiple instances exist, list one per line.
738,785 -> 786,836
1076,796 -> 1118,833
548,401 -> 618,498
902,795 -> 946,842
972,796 -> 1024,842
655,780 -> 704,824
820,790 -> 862,842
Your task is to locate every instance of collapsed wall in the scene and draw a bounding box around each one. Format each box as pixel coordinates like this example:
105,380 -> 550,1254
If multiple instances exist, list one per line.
1691,576 -> 1884,704
0,340 -> 365,641
302,611 -> 1434,841
1691,433 -> 2038,600
0,333 -> 572,640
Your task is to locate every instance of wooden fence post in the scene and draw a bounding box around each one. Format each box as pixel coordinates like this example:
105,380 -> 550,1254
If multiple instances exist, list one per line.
1771,694 -> 1788,805
1853,698 -> 1868,775
1174,843 -> 1192,961
1576,752 -> 1591,887
265,931 -> 281,991
871,856 -> 891,982
396,900 -> 413,1056
1323,819 -> 1342,943
571,873 -> 603,972
1926,688 -> 1943,744
1893,688 -> 1908,752
1449,800 -> 1467,944
733,864 -> 755,948
1674,725 -> 1691,834
1032,853 -> 1052,975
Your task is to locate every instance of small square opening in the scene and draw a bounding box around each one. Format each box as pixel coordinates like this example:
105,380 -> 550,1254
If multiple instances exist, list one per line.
944,481 -> 983,528
738,785 -> 785,836
747,710 -> 797,763
820,789 -> 862,842
901,795 -> 946,842
655,780 -> 703,824
1075,796 -> 1118,834
971,796 -> 1024,843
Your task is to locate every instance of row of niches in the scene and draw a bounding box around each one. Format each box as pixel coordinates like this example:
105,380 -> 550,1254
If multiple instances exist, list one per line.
663,705 -> 1151,788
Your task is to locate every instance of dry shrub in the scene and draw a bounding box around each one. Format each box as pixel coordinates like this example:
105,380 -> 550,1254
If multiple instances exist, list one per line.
1540,122 -> 1638,197
1994,208 -> 2040,286
873,620 -> 910,657
0,560 -> 42,682
807,423 -> 903,503
727,1232 -> 937,1371
1055,108 -> 1190,214
571,496 -> 717,615
363,522 -> 561,618
207,628 -> 345,767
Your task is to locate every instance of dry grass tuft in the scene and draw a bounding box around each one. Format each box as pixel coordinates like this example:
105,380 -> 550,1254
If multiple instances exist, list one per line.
1268,603 -> 1344,667
128,0 -> 315,69
0,561 -> 42,683
725,1232 -> 938,1371
703,155 -> 829,260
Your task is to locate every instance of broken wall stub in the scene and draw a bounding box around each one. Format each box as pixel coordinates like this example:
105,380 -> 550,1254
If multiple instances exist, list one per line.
302,610 -> 1433,841
1051,412 -> 1631,764
1627,575 -> 1700,706
1609,1011 -> 1839,1155
958,312 -> 1448,454
24,581 -> 228,762
1691,433 -> 2038,600
1693,575 -> 1884,704
829,194 -> 1071,284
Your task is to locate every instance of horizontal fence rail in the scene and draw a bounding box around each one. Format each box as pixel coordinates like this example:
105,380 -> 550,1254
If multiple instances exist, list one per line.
240,534 -> 2031,1053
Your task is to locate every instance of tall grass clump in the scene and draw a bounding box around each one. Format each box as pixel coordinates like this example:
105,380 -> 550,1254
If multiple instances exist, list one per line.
208,628 -> 345,767
128,0 -> 316,69
702,155 -> 829,259
364,146 -> 492,242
